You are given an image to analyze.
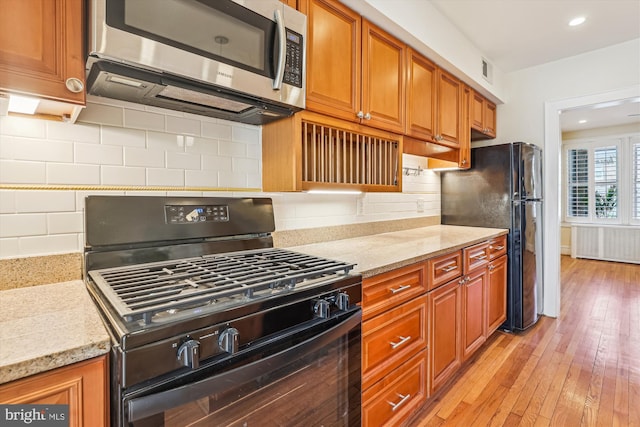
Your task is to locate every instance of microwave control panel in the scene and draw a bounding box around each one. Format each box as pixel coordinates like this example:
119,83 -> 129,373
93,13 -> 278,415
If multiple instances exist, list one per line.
283,30 -> 303,88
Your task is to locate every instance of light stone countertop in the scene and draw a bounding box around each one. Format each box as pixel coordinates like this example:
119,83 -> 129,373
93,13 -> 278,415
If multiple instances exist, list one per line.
0,280 -> 110,385
288,224 -> 509,278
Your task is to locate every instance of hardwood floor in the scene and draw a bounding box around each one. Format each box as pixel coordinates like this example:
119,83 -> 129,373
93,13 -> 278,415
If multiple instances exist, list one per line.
407,256 -> 640,426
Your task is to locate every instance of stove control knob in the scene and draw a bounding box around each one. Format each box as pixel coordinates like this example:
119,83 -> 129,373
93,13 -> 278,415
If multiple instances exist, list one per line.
177,339 -> 200,369
219,327 -> 239,354
336,292 -> 350,310
314,299 -> 331,319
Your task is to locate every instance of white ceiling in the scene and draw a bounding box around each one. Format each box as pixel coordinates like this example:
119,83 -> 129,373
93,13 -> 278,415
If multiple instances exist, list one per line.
429,0 -> 640,132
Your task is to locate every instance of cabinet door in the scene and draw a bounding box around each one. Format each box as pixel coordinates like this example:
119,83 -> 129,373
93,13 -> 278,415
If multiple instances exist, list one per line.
0,0 -> 85,107
484,100 -> 497,137
470,91 -> 485,132
302,0 -> 361,122
428,278 -> 462,395
0,356 -> 108,427
459,85 -> 471,169
435,69 -> 462,147
405,48 -> 437,141
487,255 -> 508,334
462,268 -> 487,360
280,0 -> 298,7
361,19 -> 405,134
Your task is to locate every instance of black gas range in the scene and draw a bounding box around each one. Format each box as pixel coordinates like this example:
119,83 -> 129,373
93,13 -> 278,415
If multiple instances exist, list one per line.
83,196 -> 362,426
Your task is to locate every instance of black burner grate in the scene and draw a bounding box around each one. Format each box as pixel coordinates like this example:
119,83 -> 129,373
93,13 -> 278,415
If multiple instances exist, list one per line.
88,248 -> 355,324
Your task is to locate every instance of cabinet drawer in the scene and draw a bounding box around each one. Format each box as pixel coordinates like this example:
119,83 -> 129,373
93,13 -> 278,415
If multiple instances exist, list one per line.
362,350 -> 428,427
427,250 -> 462,290
463,241 -> 490,273
362,296 -> 428,389
487,235 -> 507,260
362,262 -> 427,320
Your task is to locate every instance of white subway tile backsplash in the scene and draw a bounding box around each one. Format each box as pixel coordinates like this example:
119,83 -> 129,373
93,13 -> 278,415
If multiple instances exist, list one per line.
147,168 -> 184,186
16,191 -> 75,213
0,116 -> 46,138
124,147 -> 164,168
202,155 -> 232,171
246,141 -> 261,159
101,126 -> 146,147
185,170 -> 218,187
77,102 -> 124,126
218,171 -> 247,188
0,190 -> 15,214
166,152 -> 200,170
247,172 -> 261,189
166,116 -> 200,136
0,214 -> 47,237
202,121 -> 232,140
47,212 -> 83,234
101,166 -> 145,185
218,141 -> 247,157
47,121 -> 100,143
124,109 -> 165,131
185,137 -> 219,155
0,160 -> 46,183
47,163 -> 100,185
0,136 -> 73,163
232,157 -> 259,174
147,131 -> 185,152
232,126 -> 260,145
75,142 -> 123,165
0,238 -> 19,258
18,234 -> 80,256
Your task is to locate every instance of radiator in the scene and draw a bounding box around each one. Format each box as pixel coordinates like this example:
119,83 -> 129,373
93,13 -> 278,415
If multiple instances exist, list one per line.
571,225 -> 640,264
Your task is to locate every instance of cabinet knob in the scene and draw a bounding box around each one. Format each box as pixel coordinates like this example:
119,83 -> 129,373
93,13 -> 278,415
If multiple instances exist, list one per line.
461,159 -> 467,165
364,112 -> 371,120
356,111 -> 364,119
65,77 -> 84,93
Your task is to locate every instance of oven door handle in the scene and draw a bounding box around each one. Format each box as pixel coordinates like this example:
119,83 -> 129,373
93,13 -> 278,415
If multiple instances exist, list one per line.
126,309 -> 362,422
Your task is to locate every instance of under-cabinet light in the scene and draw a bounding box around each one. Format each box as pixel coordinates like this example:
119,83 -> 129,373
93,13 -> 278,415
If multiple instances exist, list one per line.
8,94 -> 40,114
306,190 -> 362,195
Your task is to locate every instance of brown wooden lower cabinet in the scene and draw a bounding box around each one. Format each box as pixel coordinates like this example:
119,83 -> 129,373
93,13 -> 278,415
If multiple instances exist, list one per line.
0,355 -> 109,427
427,278 -> 462,395
361,235 -> 508,425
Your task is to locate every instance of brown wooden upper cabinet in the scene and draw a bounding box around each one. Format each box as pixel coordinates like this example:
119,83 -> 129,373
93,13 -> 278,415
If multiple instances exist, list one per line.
405,49 -> 464,148
471,91 -> 497,139
301,0 -> 405,134
0,0 -> 86,121
280,0 -> 298,8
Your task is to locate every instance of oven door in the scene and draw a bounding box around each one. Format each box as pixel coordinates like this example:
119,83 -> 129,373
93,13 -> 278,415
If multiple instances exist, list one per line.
122,309 -> 361,426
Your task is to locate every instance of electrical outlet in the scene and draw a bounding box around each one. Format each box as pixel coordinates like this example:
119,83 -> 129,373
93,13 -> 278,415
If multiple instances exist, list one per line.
417,198 -> 425,213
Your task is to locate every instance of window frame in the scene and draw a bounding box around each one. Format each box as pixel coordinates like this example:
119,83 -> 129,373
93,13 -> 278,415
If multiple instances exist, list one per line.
563,134 -> 639,226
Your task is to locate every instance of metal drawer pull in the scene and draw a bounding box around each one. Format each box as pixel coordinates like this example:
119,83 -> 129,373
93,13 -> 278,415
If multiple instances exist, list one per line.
390,284 -> 411,294
490,245 -> 505,250
441,265 -> 458,272
388,393 -> 411,411
472,254 -> 488,260
390,335 -> 411,349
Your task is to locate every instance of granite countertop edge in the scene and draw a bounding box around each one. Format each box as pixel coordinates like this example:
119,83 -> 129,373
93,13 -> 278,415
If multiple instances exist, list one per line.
0,280 -> 111,385
287,224 -> 509,278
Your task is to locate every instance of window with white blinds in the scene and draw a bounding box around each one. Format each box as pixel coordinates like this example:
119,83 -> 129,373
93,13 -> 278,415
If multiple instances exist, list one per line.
567,149 -> 588,217
564,135 -> 638,224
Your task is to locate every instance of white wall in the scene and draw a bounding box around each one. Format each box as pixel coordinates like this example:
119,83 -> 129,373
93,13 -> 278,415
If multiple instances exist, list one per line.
495,38 -> 640,319
0,97 -> 440,259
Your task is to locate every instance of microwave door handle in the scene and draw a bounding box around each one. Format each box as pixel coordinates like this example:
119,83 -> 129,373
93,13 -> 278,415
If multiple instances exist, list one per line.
272,8 -> 286,90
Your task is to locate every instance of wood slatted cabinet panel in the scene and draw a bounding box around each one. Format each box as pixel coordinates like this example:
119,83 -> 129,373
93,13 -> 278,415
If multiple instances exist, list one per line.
0,0 -> 85,120
0,355 -> 109,427
301,0 -> 405,133
470,90 -> 497,139
262,110 -> 402,192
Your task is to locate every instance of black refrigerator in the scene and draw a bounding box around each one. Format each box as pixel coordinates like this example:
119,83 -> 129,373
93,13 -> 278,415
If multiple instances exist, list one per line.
441,142 -> 543,331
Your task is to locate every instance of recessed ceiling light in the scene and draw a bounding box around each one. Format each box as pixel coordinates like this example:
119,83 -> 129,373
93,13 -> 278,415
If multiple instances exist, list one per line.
578,119 -> 587,124
569,16 -> 586,27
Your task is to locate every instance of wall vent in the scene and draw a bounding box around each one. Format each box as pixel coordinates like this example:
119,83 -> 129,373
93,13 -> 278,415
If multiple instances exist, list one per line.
481,57 -> 493,84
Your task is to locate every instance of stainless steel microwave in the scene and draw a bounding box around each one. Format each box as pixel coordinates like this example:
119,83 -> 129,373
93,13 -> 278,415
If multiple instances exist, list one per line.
86,0 -> 306,125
